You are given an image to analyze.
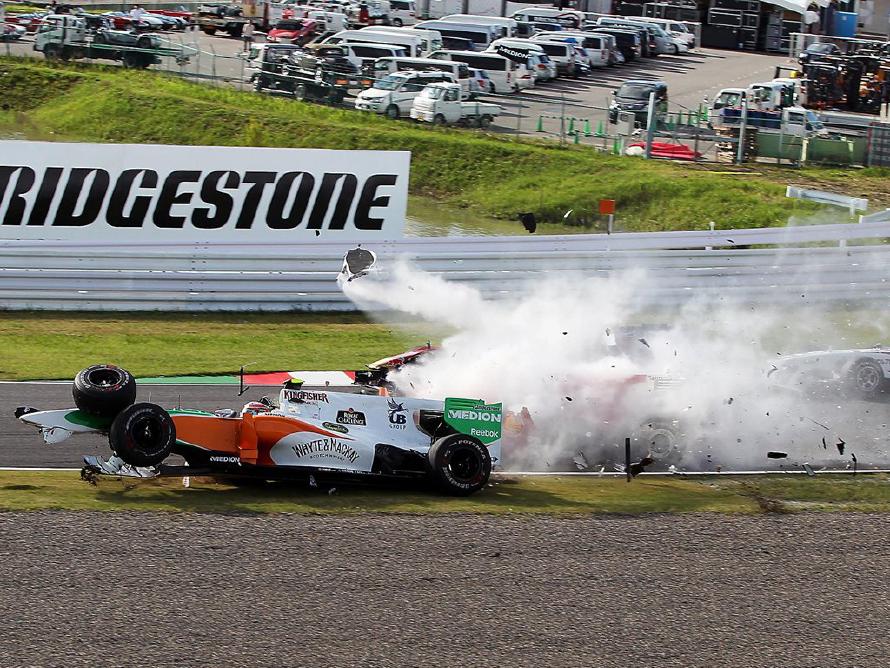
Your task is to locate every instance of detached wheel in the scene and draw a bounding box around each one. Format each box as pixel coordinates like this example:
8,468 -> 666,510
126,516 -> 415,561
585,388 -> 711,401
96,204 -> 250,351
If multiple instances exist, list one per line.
633,418 -> 682,463
385,104 -> 400,119
428,434 -> 491,496
849,358 -> 885,399
73,365 -> 137,418
109,403 -> 175,467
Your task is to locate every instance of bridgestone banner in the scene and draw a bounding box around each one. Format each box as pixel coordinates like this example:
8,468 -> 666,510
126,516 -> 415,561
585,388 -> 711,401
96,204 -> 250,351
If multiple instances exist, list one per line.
0,141 -> 410,241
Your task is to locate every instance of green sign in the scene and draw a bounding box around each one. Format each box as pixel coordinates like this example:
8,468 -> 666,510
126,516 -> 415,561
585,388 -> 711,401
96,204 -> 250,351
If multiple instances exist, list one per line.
443,398 -> 503,445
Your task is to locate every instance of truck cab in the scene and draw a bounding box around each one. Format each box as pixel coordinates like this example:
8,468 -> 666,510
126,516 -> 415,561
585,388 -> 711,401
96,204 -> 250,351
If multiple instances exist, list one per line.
355,69 -> 456,118
409,80 -> 501,127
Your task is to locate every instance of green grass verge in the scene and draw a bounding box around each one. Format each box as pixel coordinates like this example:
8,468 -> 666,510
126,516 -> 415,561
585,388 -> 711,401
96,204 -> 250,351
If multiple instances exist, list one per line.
0,311 -> 442,380
3,471 -> 890,514
7,57 -> 879,230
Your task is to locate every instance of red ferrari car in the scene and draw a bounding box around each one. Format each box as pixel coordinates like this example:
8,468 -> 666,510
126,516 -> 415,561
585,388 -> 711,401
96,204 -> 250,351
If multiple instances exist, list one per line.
267,18 -> 317,44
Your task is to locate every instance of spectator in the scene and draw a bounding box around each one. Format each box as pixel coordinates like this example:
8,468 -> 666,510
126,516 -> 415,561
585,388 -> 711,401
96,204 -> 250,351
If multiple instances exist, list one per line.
804,4 -> 821,34
824,0 -> 838,36
129,4 -> 145,24
243,21 -> 254,53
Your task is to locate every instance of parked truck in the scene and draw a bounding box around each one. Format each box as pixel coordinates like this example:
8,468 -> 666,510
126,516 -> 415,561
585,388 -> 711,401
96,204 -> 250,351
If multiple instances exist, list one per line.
253,43 -> 371,104
195,3 -> 253,36
409,81 -> 501,127
716,105 -> 828,138
33,15 -> 194,68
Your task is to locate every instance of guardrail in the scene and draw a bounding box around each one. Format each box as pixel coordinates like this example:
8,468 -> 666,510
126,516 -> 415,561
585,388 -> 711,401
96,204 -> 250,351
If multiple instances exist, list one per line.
1,220 -> 888,311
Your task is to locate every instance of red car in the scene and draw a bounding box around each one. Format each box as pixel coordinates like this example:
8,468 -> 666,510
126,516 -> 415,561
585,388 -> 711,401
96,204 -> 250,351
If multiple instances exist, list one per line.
267,18 -> 317,44
5,13 -> 45,33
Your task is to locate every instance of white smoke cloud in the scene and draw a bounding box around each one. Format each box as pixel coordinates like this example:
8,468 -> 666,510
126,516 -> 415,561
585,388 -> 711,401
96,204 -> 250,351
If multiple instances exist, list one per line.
340,255 -> 889,472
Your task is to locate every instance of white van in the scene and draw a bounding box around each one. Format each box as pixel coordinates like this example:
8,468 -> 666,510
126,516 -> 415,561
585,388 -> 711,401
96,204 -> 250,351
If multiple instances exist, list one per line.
510,7 -> 585,29
535,31 -> 609,67
361,26 -> 442,54
641,17 -> 696,48
429,49 -> 532,93
388,0 -> 417,26
324,28 -> 423,57
355,69 -> 456,117
487,38 -> 555,81
524,37 -> 578,76
339,42 -> 410,70
373,56 -> 470,97
595,17 -> 673,55
440,14 -> 518,38
415,20 -> 499,48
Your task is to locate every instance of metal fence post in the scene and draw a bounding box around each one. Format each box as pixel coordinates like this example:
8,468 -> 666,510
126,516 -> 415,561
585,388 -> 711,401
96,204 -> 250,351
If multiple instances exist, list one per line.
560,92 -> 566,147
736,96 -> 748,165
644,91 -> 656,159
515,95 -> 522,137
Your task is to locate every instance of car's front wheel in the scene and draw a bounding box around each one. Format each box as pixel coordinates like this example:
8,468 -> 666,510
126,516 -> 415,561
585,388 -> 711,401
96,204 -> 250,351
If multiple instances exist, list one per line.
385,104 -> 400,119
428,434 -> 491,496
109,403 -> 176,467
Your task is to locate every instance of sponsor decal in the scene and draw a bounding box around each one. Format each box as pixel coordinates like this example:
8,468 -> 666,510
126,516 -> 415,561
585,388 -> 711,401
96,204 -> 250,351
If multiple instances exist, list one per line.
387,397 -> 407,430
0,142 -> 409,241
336,409 -> 366,426
209,455 -> 240,464
494,44 -> 533,64
322,421 -> 349,434
443,398 -> 503,445
284,389 -> 329,403
291,437 -> 360,464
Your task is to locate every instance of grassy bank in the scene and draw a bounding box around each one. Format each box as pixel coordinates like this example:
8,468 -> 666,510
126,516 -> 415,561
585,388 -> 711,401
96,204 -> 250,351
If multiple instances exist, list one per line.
9,57 -> 886,229
0,311 -> 441,380
3,470 -> 890,514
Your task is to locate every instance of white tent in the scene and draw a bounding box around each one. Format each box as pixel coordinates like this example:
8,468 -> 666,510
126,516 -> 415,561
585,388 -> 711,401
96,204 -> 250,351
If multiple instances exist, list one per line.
759,0 -> 830,14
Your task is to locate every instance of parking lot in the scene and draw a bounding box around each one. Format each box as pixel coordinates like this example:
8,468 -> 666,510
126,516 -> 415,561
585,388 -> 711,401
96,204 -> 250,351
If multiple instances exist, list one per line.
3,28 -> 790,146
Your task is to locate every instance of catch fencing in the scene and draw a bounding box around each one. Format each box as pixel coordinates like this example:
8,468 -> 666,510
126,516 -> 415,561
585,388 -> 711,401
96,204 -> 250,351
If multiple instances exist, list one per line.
2,220 -> 889,311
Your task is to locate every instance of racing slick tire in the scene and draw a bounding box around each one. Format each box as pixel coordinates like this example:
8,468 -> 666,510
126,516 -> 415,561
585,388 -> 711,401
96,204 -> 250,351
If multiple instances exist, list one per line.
427,434 -> 491,496
108,403 -> 176,467
73,365 -> 137,418
848,358 -> 885,399
632,418 -> 683,464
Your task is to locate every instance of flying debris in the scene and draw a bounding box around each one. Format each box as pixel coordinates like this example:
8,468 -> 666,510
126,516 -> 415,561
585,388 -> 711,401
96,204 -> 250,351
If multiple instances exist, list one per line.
821,437 -> 827,450
767,365 -> 778,377
340,247 -> 377,282
836,438 -> 846,456
638,338 -> 650,349
565,396 -> 573,402
629,456 -> 654,477
573,451 -> 590,471
767,451 -> 788,459
802,463 -> 815,476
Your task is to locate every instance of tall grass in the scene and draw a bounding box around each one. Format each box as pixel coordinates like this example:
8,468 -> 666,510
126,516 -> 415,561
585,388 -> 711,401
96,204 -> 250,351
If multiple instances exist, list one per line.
0,58 -> 836,228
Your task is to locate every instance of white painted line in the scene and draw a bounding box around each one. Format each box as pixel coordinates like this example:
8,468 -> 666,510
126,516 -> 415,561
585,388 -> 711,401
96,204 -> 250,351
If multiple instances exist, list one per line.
498,469 -> 890,476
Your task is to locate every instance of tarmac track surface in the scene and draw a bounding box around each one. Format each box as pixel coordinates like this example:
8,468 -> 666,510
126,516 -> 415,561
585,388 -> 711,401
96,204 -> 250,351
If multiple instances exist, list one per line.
3,382 -> 890,470
1,511 -> 889,667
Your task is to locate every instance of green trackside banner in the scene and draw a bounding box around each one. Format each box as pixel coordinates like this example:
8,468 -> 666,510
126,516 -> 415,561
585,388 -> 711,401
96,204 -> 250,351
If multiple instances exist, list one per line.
443,398 -> 503,445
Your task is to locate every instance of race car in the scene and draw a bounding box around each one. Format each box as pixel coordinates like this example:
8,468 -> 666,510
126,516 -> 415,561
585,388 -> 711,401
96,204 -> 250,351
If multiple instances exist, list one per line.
15,365 -> 502,496
768,348 -> 890,399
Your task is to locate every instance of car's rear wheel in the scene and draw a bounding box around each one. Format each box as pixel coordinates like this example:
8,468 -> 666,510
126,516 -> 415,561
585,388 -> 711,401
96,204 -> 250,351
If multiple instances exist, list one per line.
385,104 -> 400,119
433,113 -> 446,126
392,18 -> 403,26
428,434 -> 491,496
73,365 -> 137,418
849,359 -> 885,399
109,403 -> 176,467
479,114 -> 493,129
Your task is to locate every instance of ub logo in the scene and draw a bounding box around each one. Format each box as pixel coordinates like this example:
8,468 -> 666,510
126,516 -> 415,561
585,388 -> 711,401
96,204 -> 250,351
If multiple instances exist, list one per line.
387,397 -> 407,429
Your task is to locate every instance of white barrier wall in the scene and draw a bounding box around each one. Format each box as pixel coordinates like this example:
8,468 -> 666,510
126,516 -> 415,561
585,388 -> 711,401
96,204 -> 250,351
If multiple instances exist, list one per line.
2,221 -> 889,311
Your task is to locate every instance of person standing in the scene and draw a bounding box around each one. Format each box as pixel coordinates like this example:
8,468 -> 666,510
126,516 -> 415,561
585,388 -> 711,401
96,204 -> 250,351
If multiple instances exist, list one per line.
824,0 -> 838,36
129,3 -> 145,29
242,20 -> 254,53
804,4 -> 821,34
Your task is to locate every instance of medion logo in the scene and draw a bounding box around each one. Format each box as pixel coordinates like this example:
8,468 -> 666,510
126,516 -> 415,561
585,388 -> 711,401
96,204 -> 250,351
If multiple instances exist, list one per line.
0,166 -> 400,231
447,409 -> 502,423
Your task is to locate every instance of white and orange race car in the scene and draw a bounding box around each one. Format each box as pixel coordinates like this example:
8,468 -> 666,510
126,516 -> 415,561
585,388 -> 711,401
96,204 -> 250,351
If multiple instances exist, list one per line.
15,365 -> 503,496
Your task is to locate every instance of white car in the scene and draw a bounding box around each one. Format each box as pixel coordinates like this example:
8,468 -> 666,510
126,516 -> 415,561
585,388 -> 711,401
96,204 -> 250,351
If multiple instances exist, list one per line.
769,348 -> 890,399
354,69 -> 455,118
666,34 -> 689,54
467,67 -> 492,96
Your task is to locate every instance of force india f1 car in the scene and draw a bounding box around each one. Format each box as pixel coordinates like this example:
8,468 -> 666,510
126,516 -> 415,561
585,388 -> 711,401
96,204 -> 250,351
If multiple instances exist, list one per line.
15,365 -> 504,496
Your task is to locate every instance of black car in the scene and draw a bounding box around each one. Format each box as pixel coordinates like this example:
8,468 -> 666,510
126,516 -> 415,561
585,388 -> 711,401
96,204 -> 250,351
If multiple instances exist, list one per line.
609,79 -> 668,127
798,42 -> 842,65
589,27 -> 641,61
